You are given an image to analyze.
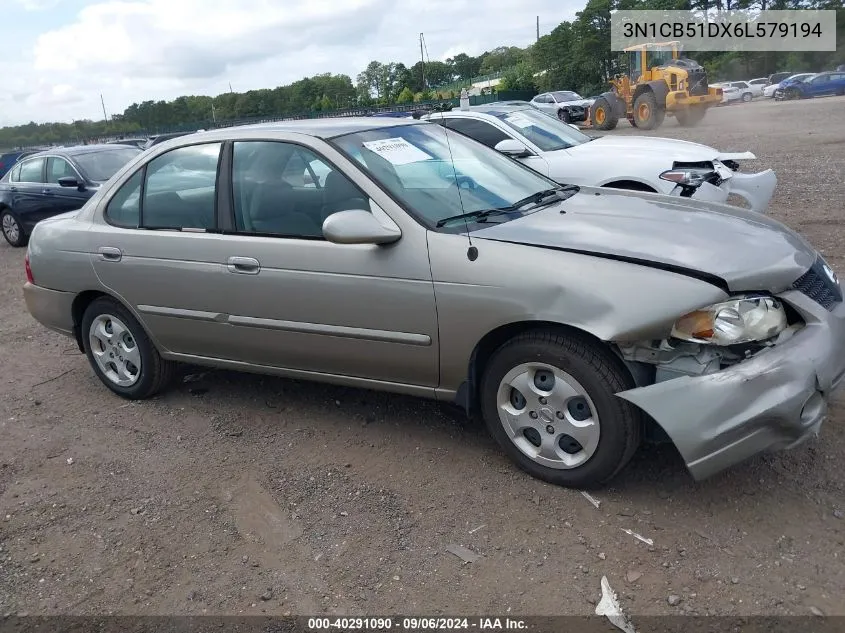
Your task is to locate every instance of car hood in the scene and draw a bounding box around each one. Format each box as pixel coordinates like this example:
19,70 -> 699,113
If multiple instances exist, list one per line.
473,186 -> 816,292
562,99 -> 593,107
572,135 -> 754,164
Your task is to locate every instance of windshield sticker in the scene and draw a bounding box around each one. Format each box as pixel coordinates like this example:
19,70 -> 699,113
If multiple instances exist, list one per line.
504,115 -> 533,129
362,138 -> 433,165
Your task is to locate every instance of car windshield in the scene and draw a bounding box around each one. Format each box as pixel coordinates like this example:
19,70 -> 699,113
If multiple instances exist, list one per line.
492,107 -> 592,151
74,148 -> 142,181
552,91 -> 582,102
331,122 -> 564,230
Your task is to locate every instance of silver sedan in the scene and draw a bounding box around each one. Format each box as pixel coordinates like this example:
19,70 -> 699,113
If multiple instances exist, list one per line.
22,118 -> 845,488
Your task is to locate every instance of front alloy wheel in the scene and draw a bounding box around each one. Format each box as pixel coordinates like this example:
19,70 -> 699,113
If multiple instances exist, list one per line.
480,329 -> 643,488
496,363 -> 600,469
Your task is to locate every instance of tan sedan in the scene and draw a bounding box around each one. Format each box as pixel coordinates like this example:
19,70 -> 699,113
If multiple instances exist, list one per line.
22,118 -> 845,488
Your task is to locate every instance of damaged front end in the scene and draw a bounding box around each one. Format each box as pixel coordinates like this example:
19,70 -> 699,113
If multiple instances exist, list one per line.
613,288 -> 845,481
661,157 -> 777,214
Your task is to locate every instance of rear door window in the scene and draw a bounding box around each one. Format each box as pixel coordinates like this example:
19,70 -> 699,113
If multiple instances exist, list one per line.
142,143 -> 222,230
17,158 -> 45,183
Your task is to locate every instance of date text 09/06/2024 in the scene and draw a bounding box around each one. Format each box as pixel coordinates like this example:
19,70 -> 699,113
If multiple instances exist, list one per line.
307,617 -> 528,630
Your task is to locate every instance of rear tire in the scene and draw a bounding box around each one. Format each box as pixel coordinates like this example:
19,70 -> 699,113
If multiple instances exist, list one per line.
81,297 -> 175,399
591,97 -> 619,131
1,210 -> 27,247
479,329 -> 643,489
675,106 -> 707,127
633,92 -> 663,130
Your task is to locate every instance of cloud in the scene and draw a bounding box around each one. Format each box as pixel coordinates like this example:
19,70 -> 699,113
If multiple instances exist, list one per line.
2,0 -> 581,127
13,0 -> 60,10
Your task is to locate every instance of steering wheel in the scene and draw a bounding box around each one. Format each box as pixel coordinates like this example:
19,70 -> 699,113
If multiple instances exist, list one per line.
454,175 -> 478,190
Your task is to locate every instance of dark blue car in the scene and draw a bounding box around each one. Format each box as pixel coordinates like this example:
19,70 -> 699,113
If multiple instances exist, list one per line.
776,71 -> 845,100
0,144 -> 141,247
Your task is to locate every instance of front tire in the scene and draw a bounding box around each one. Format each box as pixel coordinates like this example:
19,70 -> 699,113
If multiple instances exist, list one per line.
1,211 -> 27,247
742,92 -> 752,102
633,92 -> 663,130
591,97 -> 619,131
480,329 -> 643,489
557,108 -> 571,123
81,297 -> 175,399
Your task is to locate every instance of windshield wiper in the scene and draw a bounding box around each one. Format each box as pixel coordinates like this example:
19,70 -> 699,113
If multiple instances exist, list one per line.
508,184 -> 579,210
435,185 -> 580,228
435,208 -> 514,228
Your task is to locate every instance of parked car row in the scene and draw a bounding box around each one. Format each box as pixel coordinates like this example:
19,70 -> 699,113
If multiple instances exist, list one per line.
420,104 -> 776,212
773,71 -> 845,100
0,144 -> 143,246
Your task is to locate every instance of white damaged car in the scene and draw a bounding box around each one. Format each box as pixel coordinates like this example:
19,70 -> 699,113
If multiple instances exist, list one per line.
423,104 -> 777,213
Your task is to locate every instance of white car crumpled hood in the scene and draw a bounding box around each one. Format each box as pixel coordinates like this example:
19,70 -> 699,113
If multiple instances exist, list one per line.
579,135 -> 755,164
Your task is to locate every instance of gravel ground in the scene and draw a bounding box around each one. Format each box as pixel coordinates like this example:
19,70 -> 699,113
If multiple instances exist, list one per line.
1,96 -> 844,620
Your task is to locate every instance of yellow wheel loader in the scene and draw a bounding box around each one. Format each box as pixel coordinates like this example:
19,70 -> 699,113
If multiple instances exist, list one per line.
590,41 -> 723,131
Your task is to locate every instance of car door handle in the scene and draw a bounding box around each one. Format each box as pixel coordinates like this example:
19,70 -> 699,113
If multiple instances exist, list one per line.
227,256 -> 260,274
98,246 -> 122,262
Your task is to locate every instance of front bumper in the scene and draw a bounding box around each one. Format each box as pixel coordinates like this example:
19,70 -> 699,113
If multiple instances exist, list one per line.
564,106 -> 588,122
617,290 -> 845,481
683,168 -> 778,213
23,282 -> 76,338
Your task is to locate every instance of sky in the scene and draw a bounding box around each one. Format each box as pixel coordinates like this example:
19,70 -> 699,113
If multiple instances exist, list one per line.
0,0 -> 581,128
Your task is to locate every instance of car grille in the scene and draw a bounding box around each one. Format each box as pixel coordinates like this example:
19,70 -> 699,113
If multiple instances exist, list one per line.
687,69 -> 709,96
792,257 -> 843,311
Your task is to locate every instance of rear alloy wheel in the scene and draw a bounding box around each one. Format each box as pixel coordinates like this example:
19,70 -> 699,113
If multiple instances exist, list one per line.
633,92 -> 664,130
82,297 -> 175,399
591,97 -> 619,131
480,329 -> 643,489
1,211 -> 27,247
557,109 -> 571,123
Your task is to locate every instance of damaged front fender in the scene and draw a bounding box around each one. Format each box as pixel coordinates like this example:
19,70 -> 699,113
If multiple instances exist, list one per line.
689,169 -> 777,214
616,292 -> 845,481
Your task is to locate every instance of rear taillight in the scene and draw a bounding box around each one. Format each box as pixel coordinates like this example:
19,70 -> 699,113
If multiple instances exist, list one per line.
25,252 -> 33,284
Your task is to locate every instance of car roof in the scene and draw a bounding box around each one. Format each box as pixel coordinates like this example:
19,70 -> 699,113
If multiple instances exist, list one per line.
449,104 -> 533,115
27,144 -> 141,159
185,117 -> 429,143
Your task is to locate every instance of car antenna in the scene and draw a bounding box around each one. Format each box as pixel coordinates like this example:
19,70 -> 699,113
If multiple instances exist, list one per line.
441,122 -> 478,262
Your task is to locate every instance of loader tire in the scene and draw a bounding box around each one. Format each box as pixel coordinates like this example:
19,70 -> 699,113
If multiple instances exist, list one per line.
633,92 -> 663,130
591,97 -> 618,131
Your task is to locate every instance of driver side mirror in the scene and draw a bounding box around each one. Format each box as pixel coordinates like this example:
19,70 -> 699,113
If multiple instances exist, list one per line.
494,139 -> 532,158
58,176 -> 83,190
322,209 -> 401,245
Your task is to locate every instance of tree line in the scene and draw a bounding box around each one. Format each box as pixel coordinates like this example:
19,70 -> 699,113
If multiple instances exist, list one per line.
1,0 -> 842,149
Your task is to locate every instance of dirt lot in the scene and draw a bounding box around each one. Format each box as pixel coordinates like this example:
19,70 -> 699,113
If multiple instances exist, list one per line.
1,96 -> 844,621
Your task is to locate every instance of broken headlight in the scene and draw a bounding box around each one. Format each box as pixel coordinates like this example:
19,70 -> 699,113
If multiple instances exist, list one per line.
671,296 -> 788,346
659,167 -> 715,188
